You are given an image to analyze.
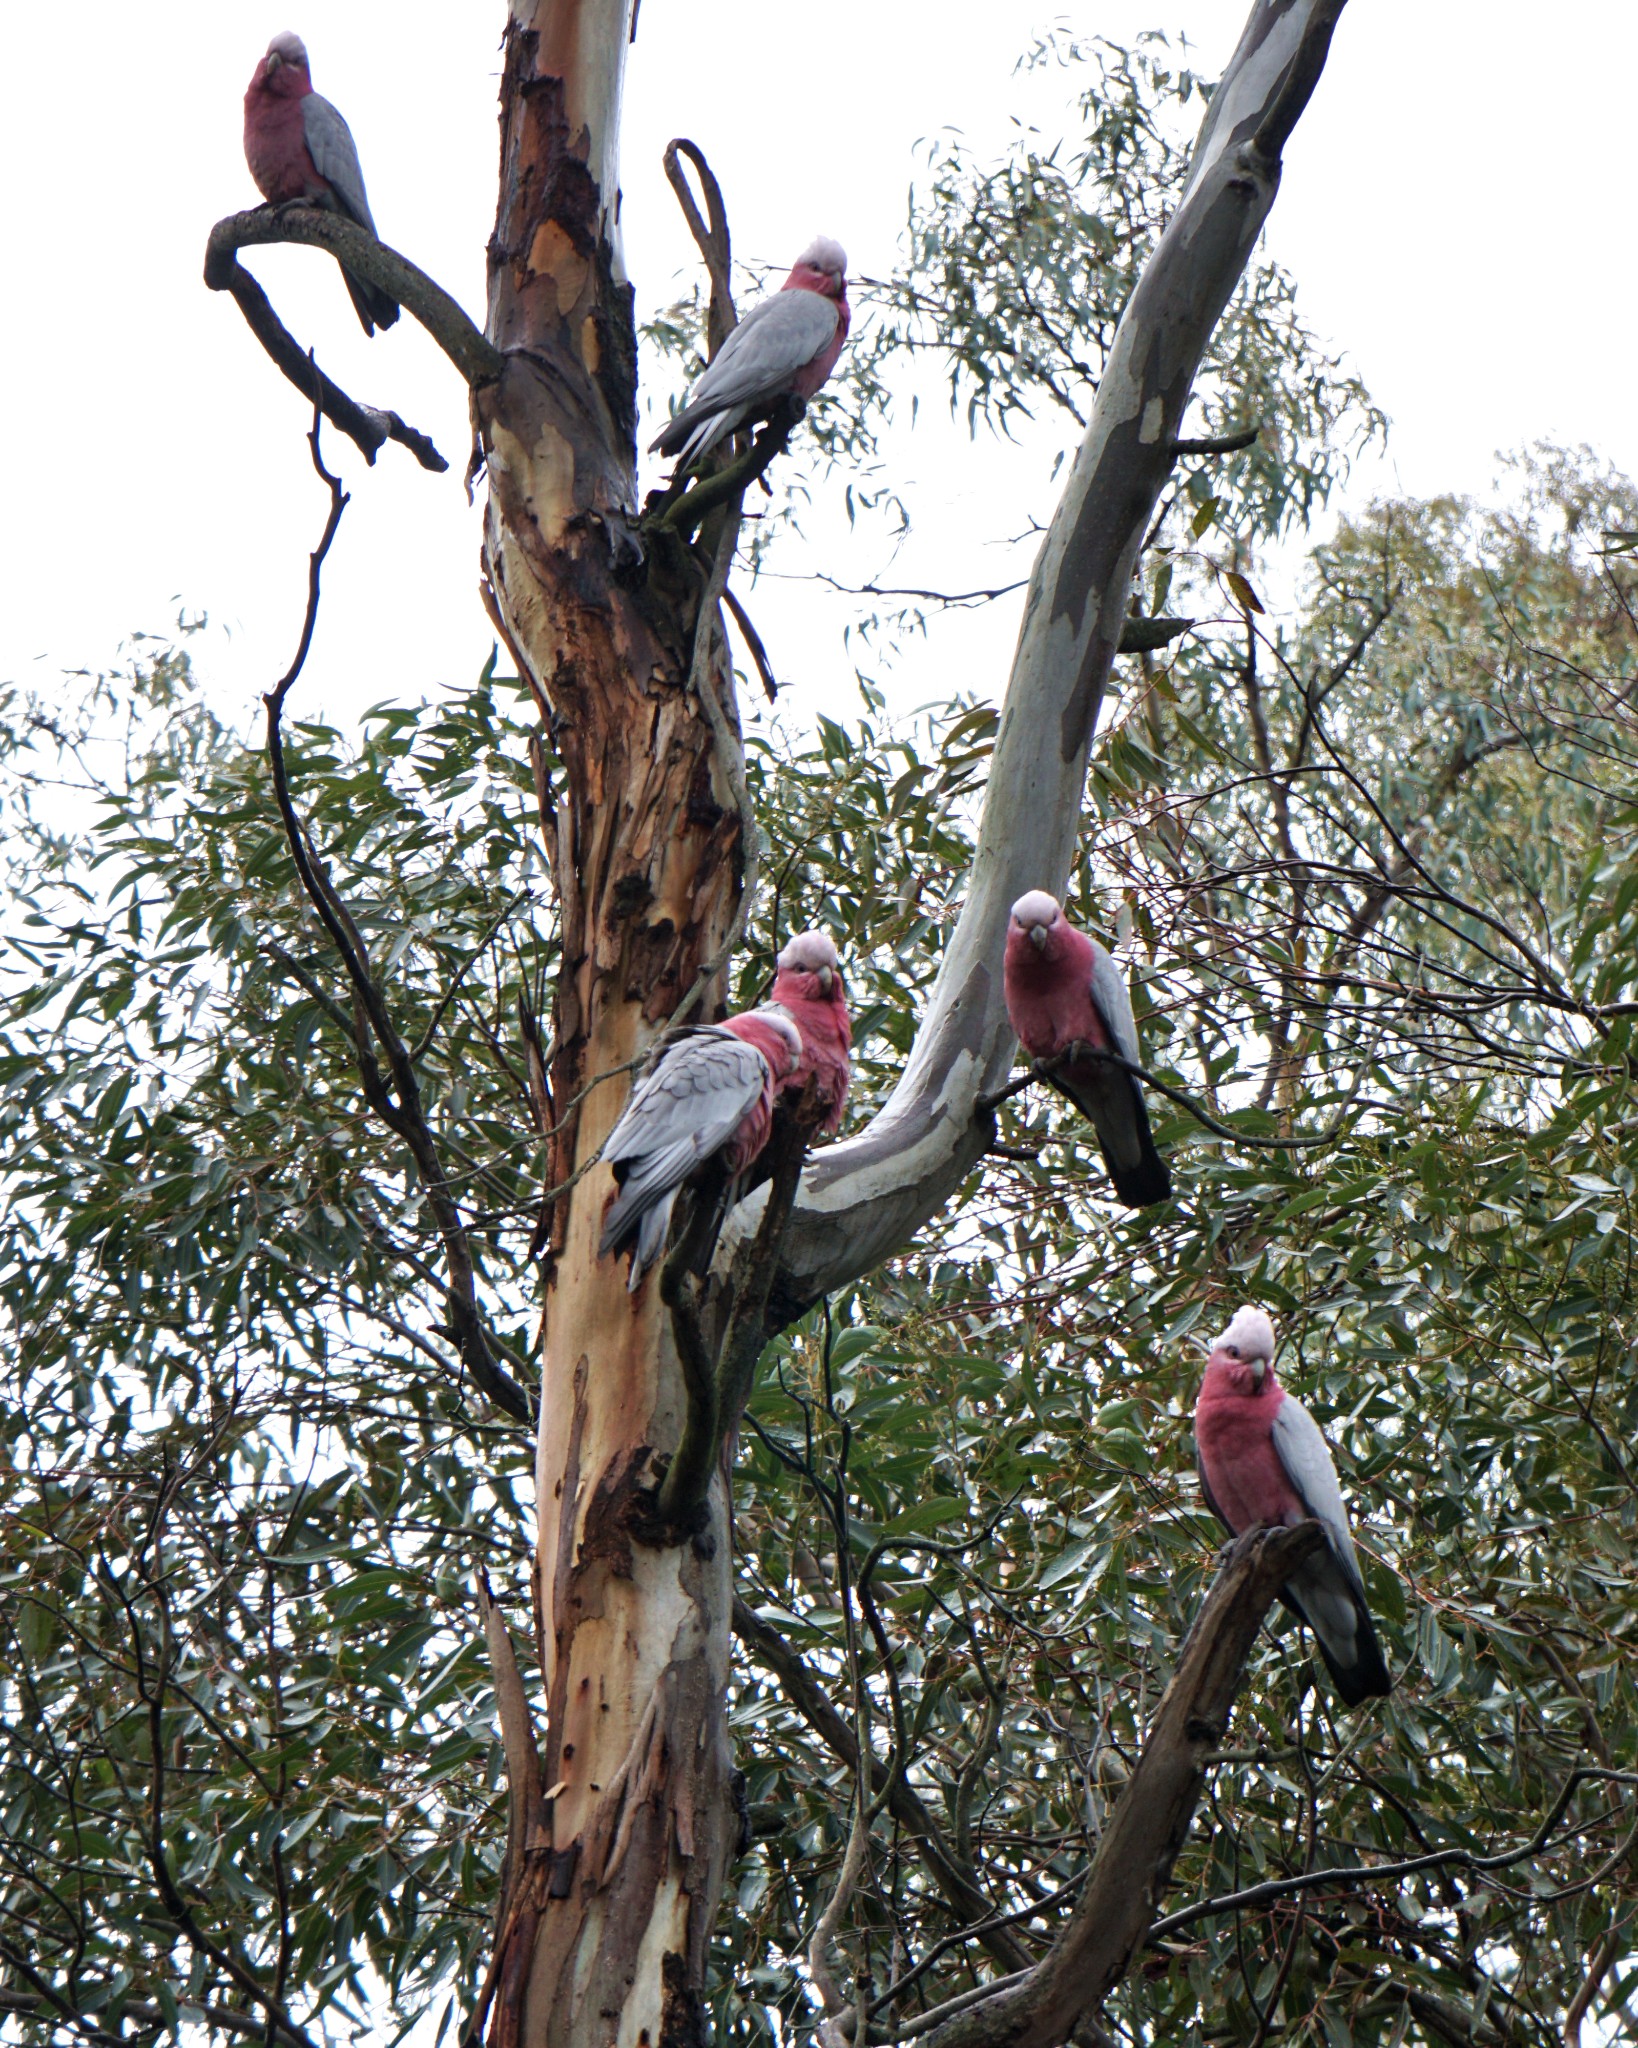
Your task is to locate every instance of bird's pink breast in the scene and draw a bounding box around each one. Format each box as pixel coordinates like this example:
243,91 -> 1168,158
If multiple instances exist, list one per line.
768,973 -> 851,1131
1003,923 -> 1108,1060
244,83 -> 321,203
1194,1370 -> 1303,1531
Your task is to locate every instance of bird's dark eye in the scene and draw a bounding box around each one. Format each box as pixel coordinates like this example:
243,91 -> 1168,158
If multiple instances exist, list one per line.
1225,1346 -> 1239,1359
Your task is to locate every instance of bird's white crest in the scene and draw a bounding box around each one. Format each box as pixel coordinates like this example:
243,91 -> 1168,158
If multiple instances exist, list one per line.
1010,890 -> 1061,931
778,930 -> 840,975
1216,1305 -> 1276,1362
266,30 -> 310,65
795,236 -> 848,277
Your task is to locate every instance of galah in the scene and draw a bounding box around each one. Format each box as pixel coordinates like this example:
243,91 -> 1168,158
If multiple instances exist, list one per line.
652,237 -> 851,465
599,1007 -> 802,1290
1193,1307 -> 1393,1707
768,931 -> 852,1133
243,32 -> 400,336
1002,891 -> 1171,1208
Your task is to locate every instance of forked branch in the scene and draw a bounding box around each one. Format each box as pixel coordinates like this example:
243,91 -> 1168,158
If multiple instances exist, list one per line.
205,205 -> 505,469
759,0 -> 1352,1322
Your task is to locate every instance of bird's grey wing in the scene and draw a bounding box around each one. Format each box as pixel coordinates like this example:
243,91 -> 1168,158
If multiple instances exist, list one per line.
666,293 -> 839,427
603,1033 -> 769,1193
302,93 -> 378,233
1055,938 -> 1169,1205
1271,1394 -> 1391,1703
1086,937 -> 1143,1069
1271,1395 -> 1365,1591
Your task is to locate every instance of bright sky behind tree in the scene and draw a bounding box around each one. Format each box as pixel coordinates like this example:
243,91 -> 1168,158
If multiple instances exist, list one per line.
3,2 -> 1634,733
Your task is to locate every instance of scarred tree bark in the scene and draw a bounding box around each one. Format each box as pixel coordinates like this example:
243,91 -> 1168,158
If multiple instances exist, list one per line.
462,4 -> 1352,2045
474,6 -> 746,2045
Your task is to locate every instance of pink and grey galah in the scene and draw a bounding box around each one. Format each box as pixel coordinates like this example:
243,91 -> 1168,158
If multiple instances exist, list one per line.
243,33 -> 400,336
598,933 -> 851,1288
651,238 -> 851,465
767,930 -> 852,1132
1002,891 -> 1171,1207
1193,1307 -> 1393,1707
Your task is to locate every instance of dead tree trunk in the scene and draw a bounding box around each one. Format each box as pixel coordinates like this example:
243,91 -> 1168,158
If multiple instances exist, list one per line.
468,3 -> 1352,2044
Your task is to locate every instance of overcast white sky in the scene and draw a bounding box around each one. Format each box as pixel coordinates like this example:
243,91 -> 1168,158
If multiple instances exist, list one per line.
3,3 -> 1636,738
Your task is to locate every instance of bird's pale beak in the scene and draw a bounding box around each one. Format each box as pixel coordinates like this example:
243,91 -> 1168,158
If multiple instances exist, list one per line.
1028,924 -> 1049,952
817,966 -> 834,995
266,50 -> 282,73
1249,1359 -> 1267,1388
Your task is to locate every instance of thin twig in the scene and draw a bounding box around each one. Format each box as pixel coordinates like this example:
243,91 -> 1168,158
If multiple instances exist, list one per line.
980,1046 -> 1380,1150
1148,1770 -> 1638,1941
260,404 -> 532,1425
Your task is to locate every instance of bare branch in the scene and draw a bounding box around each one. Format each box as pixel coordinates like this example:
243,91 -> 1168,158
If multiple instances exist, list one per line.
207,205 -> 503,387
261,414 -> 533,1427
648,397 -> 807,538
762,0 -> 1353,1319
662,139 -> 736,352
1173,426 -> 1261,457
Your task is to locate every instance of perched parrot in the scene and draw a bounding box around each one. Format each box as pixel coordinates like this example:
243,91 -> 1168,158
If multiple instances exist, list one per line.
599,1006 -> 802,1290
1002,891 -> 1171,1208
652,237 -> 850,465
243,32 -> 400,336
768,930 -> 852,1132
1193,1307 -> 1393,1707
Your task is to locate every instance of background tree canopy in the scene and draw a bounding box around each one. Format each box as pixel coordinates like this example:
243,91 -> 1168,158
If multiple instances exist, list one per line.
5,30 -> 1638,2048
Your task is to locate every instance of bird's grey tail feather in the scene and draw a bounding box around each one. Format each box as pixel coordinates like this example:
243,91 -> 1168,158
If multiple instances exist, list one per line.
1278,1584 -> 1392,1707
343,266 -> 400,336
626,1199 -> 676,1291
1105,1086 -> 1171,1207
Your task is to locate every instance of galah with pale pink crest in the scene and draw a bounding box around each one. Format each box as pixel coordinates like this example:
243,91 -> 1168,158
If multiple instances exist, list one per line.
1002,891 -> 1170,1208
243,32 -> 400,336
599,1006 -> 803,1290
652,238 -> 851,465
1194,1307 -> 1393,1707
768,931 -> 852,1132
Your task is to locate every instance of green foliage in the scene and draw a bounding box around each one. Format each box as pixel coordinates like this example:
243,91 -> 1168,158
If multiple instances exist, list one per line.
720,445 -> 1638,2048
0,646 -> 548,2030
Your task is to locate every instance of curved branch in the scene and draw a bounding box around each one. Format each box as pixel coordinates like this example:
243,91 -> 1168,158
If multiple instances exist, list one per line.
208,206 -> 503,385
663,139 -> 736,352
262,415 -> 534,1426
755,0 -> 1350,1321
204,206 -> 504,471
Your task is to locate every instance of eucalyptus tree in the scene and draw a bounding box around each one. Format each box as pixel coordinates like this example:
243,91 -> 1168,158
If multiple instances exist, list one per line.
10,5 -> 1638,2048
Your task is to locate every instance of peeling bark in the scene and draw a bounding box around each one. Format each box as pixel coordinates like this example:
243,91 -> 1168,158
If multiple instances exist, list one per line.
474,3 -> 1352,2041
479,4 -> 743,2042
754,0 -> 1351,1320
